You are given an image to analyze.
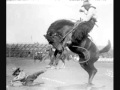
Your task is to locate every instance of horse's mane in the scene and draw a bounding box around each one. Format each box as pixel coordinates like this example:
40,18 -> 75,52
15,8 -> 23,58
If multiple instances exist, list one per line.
47,19 -> 74,36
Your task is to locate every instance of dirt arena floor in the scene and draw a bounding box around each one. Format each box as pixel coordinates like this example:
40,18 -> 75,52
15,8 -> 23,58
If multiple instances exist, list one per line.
6,57 -> 113,90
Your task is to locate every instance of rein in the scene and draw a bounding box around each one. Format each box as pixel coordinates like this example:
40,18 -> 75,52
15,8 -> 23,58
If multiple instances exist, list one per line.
60,18 -> 97,44
72,46 -> 90,63
60,20 -> 81,43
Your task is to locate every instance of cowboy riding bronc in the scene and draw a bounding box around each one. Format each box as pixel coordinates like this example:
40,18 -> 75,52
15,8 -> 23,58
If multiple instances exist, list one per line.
73,0 -> 97,35
76,0 -> 97,29
62,0 -> 98,60
44,0 -> 98,63
70,0 -> 97,54
44,0 -> 111,85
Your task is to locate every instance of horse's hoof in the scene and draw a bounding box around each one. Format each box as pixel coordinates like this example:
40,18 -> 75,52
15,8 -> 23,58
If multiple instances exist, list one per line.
50,66 -> 55,69
46,65 -> 52,68
55,67 -> 60,69
87,83 -> 94,87
60,66 -> 65,69
63,66 -> 65,68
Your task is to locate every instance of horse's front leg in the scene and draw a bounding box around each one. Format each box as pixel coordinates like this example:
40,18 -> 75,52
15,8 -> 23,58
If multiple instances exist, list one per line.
60,60 -> 65,69
48,50 -> 58,69
46,56 -> 54,68
54,54 -> 61,69
59,54 -> 66,69
54,50 -> 64,69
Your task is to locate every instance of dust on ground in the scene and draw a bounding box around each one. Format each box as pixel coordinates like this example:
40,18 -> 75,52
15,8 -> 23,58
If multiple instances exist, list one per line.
6,57 -> 113,90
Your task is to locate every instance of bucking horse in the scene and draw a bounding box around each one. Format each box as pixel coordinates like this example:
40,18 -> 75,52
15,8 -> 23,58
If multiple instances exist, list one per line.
44,18 -> 111,85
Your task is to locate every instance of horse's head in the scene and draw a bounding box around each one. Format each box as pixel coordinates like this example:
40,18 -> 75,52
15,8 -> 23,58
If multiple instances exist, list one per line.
44,33 -> 63,51
44,19 -> 75,52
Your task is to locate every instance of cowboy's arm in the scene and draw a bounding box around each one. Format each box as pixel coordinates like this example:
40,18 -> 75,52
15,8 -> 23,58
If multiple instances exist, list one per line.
12,76 -> 22,82
83,8 -> 96,21
79,7 -> 85,12
12,78 -> 22,82
79,7 -> 87,14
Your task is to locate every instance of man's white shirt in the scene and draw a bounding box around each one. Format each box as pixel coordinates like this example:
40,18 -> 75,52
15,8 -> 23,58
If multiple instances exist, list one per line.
80,7 -> 97,22
13,71 -> 26,81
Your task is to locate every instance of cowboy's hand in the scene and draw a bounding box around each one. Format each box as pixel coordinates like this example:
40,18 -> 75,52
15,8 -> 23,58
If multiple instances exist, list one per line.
79,7 -> 85,12
79,9 -> 84,12
80,18 -> 84,22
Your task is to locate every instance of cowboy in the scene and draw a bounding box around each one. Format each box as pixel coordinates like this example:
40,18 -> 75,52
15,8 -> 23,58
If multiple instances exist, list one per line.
73,0 -> 97,31
62,0 -> 97,47
12,68 -> 26,82
11,67 -> 27,86
11,67 -> 47,86
80,0 -> 97,22
64,0 -> 97,61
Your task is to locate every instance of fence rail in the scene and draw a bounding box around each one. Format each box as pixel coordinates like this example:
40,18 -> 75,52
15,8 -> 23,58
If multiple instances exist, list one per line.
98,58 -> 113,63
6,43 -> 50,58
6,43 -> 113,59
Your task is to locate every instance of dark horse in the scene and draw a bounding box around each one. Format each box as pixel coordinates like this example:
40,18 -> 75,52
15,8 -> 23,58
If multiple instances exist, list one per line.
44,18 -> 111,85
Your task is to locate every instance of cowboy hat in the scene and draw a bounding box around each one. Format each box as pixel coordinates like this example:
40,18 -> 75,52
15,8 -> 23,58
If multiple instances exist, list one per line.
82,0 -> 91,7
12,67 -> 23,72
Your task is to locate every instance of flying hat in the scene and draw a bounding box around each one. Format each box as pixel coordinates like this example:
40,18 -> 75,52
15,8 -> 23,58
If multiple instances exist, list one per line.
82,0 -> 91,7
12,67 -> 23,72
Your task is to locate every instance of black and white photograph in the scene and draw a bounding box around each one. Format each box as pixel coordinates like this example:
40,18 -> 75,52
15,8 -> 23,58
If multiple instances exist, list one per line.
6,0 -> 113,90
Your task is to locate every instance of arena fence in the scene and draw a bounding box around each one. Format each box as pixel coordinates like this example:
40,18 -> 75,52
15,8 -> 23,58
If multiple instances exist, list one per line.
6,43 -> 50,58
6,43 -> 113,62
98,58 -> 113,63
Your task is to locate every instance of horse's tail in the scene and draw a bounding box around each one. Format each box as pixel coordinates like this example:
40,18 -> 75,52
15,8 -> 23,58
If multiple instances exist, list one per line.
98,40 -> 111,54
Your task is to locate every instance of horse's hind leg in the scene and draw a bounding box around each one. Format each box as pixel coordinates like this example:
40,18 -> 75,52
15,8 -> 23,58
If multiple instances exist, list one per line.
80,58 -> 97,85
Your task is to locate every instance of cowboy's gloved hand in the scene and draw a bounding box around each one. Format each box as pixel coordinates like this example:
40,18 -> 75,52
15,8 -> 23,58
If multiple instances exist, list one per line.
79,8 -> 85,12
80,18 -> 84,22
79,9 -> 84,12
80,18 -> 87,23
